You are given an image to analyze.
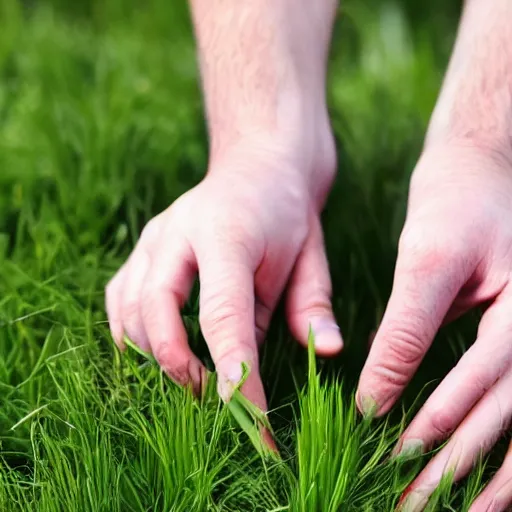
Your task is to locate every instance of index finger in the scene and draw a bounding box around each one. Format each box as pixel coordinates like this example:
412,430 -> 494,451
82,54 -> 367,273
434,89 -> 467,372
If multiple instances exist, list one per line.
357,230 -> 467,416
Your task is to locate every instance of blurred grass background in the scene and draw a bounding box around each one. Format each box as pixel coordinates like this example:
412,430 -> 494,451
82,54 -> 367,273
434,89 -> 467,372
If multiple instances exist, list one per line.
0,0 -> 503,510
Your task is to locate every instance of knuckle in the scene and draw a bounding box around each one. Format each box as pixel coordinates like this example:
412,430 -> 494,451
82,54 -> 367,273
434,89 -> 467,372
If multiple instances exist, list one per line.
154,343 -> 190,386
153,341 -> 172,365
365,321 -> 429,392
199,296 -> 251,339
383,319 -> 429,366
214,338 -> 257,368
201,216 -> 263,258
398,224 -> 430,256
428,407 -> 457,437
140,280 -> 163,307
142,276 -> 187,309
368,362 -> 409,390
469,366 -> 496,396
140,290 -> 159,324
398,224 -> 458,273
458,351 -> 501,394
153,342 -> 174,368
199,294 -> 256,363
121,298 -> 140,320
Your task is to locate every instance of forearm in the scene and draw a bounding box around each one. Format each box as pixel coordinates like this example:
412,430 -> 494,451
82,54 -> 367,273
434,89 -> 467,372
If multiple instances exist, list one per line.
188,0 -> 338,159
425,0 -> 512,152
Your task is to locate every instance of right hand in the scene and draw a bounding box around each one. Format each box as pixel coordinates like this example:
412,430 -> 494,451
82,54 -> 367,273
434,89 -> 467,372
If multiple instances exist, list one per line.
105,132 -> 343,434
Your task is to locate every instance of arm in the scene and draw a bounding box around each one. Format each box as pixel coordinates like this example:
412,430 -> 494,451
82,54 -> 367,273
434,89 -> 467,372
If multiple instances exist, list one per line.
107,0 -> 342,450
188,0 -> 338,170
358,0 -> 512,419
426,0 -> 512,152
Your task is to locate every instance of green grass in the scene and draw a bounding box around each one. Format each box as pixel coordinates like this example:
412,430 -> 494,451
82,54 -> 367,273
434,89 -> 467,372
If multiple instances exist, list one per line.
0,0 -> 505,510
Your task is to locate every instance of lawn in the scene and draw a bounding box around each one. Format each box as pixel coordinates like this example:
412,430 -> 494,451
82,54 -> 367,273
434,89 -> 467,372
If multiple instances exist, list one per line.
0,0 -> 503,510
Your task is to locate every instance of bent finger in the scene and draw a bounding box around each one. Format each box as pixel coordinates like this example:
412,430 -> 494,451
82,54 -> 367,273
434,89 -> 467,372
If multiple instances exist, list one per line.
197,242 -> 266,412
120,248 -> 151,352
469,442 -> 512,512
357,228 -> 469,416
141,237 -> 205,395
396,292 -> 512,455
399,367 -> 512,511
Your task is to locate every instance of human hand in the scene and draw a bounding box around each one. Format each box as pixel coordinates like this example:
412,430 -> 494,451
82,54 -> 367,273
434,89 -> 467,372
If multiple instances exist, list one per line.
105,134 -> 343,439
356,142 -> 512,510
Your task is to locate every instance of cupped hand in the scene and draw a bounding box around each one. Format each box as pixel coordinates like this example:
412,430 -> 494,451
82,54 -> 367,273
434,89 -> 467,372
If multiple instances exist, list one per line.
357,141 -> 512,510
106,136 -> 343,431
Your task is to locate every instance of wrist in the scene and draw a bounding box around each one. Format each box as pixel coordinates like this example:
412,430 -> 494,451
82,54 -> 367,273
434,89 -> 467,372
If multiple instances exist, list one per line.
202,42 -> 333,168
206,112 -> 337,207
410,139 -> 512,202
425,109 -> 512,164
207,93 -> 333,164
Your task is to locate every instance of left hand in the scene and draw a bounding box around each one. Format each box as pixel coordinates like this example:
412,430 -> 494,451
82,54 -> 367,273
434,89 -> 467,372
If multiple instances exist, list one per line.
356,141 -> 512,511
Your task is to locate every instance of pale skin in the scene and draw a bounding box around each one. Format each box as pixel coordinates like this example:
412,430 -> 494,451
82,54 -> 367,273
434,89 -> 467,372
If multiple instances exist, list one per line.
105,0 -> 512,510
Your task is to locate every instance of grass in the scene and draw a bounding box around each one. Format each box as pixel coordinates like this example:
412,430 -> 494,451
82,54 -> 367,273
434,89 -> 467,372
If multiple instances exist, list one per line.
0,0 -> 506,510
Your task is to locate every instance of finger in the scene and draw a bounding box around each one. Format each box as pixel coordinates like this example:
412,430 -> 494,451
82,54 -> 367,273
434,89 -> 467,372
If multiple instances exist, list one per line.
286,215 -> 342,356
196,241 -> 266,412
357,227 -> 469,416
396,293 -> 512,456
399,367 -> 512,512
118,218 -> 163,352
105,264 -> 127,350
469,442 -> 512,512
120,247 -> 152,352
141,237 -> 205,395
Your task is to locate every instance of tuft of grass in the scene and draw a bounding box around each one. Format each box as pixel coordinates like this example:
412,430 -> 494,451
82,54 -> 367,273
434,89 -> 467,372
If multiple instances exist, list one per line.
124,334 -> 278,461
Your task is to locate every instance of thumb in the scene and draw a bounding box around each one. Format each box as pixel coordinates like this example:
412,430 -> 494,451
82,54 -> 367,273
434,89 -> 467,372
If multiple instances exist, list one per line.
286,215 -> 343,356
357,228 -> 468,416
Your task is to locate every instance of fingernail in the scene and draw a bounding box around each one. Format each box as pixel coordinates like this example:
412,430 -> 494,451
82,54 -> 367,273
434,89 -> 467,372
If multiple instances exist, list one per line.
310,317 -> 343,351
358,394 -> 378,418
398,490 -> 428,512
217,363 -> 244,403
392,439 -> 425,459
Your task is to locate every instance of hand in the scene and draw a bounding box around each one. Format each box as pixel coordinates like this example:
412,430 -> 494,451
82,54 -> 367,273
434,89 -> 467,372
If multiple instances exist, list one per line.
105,134 -> 343,437
357,142 -> 512,510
